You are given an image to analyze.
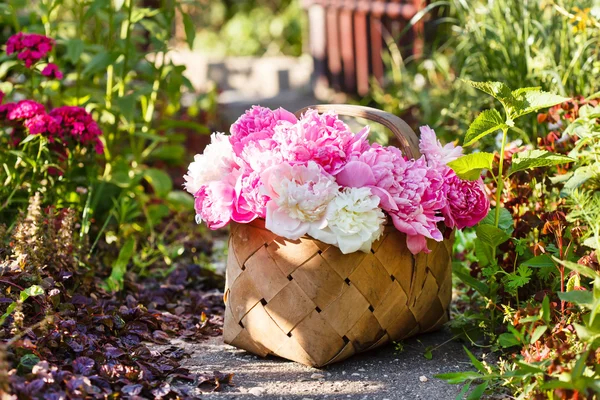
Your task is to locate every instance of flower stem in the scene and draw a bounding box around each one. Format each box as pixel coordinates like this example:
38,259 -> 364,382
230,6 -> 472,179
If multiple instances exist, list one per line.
494,127 -> 509,228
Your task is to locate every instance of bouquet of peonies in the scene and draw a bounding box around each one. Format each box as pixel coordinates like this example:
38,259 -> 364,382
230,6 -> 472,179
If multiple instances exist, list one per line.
184,106 -> 489,255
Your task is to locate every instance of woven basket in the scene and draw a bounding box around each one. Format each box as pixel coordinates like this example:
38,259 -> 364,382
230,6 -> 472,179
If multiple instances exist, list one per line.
223,105 -> 453,368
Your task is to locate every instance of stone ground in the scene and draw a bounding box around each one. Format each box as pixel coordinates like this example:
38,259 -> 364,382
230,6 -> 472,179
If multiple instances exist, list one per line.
157,327 -> 473,399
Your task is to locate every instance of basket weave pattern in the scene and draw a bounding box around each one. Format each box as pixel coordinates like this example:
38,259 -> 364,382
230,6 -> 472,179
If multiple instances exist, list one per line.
223,221 -> 453,367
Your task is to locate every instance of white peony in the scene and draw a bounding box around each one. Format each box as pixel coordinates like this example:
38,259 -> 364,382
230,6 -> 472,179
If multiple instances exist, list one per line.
260,161 -> 339,240
184,133 -> 237,195
309,187 -> 386,254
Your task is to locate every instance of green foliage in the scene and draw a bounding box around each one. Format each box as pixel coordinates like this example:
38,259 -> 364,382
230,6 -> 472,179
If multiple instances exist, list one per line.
509,150 -> 574,175
447,152 -> 494,180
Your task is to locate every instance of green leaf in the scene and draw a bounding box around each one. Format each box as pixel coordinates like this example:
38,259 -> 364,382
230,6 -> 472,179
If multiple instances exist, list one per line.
541,295 -> 551,325
18,354 -> 40,373
476,224 -> 510,247
521,254 -> 554,268
467,382 -> 488,400
423,347 -> 433,360
558,290 -> 593,307
554,257 -> 598,279
505,265 -> 533,293
114,94 -> 137,123
474,238 -> 493,267
453,265 -> 490,296
181,11 -> 196,50
143,168 -> 172,198
448,152 -> 494,181
509,150 -> 574,176
19,133 -> 39,146
114,0 -> 125,11
514,90 -> 571,118
159,118 -> 209,134
66,38 -> 84,64
105,238 -> 135,292
456,382 -> 472,400
82,51 -> 118,77
498,332 -> 521,348
566,274 -> 581,292
530,325 -> 547,344
150,144 -> 186,163
435,371 -> 482,384
463,80 -> 514,105
22,285 -> 44,298
481,207 -> 513,232
166,190 -> 194,210
463,346 -> 486,374
464,109 -> 507,146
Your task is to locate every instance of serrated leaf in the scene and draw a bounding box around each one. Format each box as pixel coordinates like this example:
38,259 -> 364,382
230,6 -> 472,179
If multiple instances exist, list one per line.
514,90 -> 571,118
448,152 -> 494,181
509,150 -> 574,176
481,207 -> 513,232
530,325 -> 547,344
464,109 -> 507,146
463,80 -> 514,104
476,224 -> 510,247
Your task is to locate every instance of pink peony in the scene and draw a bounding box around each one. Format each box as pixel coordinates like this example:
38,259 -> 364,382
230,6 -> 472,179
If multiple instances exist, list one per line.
41,63 -> 63,80
273,109 -> 370,174
6,33 -> 54,68
260,161 -> 339,239
184,133 -> 237,195
442,172 -> 490,230
194,181 -> 237,230
229,106 -> 297,156
419,126 -> 463,167
235,169 -> 269,220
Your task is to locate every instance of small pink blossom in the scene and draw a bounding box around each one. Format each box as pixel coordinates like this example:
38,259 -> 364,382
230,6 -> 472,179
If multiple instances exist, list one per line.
41,63 -> 63,80
49,106 -> 104,153
24,114 -> 61,139
442,172 -> 490,230
260,161 -> 339,239
230,106 -> 297,156
235,169 -> 269,220
6,33 -> 54,68
273,109 -> 370,174
6,100 -> 45,120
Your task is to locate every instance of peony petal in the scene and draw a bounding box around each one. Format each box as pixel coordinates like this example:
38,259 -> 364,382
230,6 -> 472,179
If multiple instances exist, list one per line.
369,187 -> 398,211
406,235 -> 430,254
336,161 -> 376,187
265,201 -> 309,240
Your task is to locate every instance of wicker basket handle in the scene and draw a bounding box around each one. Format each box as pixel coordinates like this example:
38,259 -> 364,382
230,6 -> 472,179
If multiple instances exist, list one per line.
294,104 -> 421,158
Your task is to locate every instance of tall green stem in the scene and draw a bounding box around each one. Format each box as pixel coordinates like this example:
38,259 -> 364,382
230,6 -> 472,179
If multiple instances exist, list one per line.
118,0 -> 133,97
494,127 -> 509,228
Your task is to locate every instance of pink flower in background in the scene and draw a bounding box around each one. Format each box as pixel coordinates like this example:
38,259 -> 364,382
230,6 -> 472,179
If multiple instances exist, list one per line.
6,100 -> 45,120
419,126 -> 463,167
194,181 -> 237,230
273,109 -> 370,174
24,114 -> 61,139
260,161 -> 338,239
230,106 -> 297,156
442,172 -> 490,230
0,90 -> 4,104
41,63 -> 63,80
0,103 -> 16,120
49,106 -> 104,153
6,33 -> 54,68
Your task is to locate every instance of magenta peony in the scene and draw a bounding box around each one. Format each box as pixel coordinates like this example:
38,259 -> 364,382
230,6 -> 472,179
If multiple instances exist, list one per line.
442,172 -> 490,230
235,169 -> 269,220
41,63 -> 63,80
229,106 -> 297,156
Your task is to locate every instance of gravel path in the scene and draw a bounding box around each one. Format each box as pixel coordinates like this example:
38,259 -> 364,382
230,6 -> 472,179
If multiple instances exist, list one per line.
162,327 -> 472,399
